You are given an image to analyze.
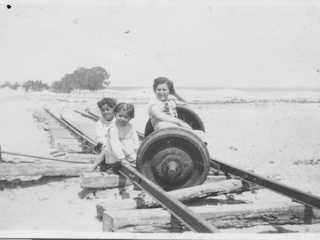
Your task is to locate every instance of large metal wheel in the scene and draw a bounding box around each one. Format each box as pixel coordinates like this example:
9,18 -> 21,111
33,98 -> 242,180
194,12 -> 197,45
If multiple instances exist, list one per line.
136,128 -> 210,191
144,106 -> 205,137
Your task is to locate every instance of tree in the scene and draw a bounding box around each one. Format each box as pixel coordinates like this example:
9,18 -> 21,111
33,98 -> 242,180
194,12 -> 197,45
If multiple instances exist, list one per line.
12,82 -> 20,90
50,66 -> 111,93
51,81 -> 63,93
22,80 -> 33,92
21,80 -> 49,92
0,81 -> 21,90
89,66 -> 111,91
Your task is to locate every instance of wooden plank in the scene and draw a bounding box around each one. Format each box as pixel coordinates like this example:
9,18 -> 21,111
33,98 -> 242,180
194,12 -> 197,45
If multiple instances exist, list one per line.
87,173 -> 227,189
80,172 -> 132,189
51,138 -> 77,142
102,201 -> 320,232
96,179 -> 251,217
55,144 -> 83,152
0,163 -> 91,179
49,136 -> 77,139
64,153 -> 96,161
0,150 -> 91,164
53,140 -> 81,144
1,157 -> 90,164
204,175 -> 227,183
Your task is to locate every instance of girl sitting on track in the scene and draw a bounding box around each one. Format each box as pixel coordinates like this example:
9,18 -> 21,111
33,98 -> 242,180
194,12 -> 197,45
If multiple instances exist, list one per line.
104,102 -> 140,166
95,97 -> 118,152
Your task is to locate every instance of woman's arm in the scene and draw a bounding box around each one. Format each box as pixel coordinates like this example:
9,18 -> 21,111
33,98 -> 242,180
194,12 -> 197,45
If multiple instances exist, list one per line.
168,94 -> 187,106
172,92 -> 186,103
174,99 -> 188,106
149,105 -> 192,129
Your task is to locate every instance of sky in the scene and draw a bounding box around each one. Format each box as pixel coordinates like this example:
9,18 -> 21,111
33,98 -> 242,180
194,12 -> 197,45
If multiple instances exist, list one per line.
1,0 -> 320,88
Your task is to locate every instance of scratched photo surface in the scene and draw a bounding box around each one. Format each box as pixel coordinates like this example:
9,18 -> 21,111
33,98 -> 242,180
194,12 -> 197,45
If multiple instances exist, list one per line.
0,0 -> 320,239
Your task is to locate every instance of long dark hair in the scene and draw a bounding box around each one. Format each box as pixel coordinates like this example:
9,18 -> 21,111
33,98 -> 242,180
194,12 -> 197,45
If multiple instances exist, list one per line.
153,77 -> 174,94
153,77 -> 186,102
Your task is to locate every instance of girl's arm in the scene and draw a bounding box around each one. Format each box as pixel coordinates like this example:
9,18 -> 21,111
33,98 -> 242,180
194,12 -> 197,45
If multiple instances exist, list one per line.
108,127 -> 126,160
89,148 -> 107,172
149,105 -> 192,129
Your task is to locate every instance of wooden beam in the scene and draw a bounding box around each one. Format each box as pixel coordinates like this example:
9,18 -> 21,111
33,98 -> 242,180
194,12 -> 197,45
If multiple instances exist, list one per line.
0,163 -> 91,179
169,179 -> 248,204
102,201 -> 320,232
80,172 -> 132,189
83,173 -> 227,189
0,152 -> 91,164
96,179 -> 251,218
64,153 -> 96,161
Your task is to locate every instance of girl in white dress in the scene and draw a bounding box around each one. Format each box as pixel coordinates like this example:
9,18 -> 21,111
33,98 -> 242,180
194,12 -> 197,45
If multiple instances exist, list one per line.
105,102 -> 140,165
95,98 -> 117,151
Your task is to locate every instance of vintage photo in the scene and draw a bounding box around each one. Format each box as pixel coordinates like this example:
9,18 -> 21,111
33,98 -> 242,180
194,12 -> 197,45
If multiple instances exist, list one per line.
0,0 -> 320,239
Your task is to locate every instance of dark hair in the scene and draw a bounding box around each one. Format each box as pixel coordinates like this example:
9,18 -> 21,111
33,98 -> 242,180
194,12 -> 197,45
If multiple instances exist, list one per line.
113,102 -> 135,118
97,98 -> 117,109
153,77 -> 174,94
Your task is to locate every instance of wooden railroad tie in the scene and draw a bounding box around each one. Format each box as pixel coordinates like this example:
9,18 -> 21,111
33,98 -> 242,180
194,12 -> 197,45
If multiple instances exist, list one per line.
95,179 -> 259,218
102,201 -> 320,232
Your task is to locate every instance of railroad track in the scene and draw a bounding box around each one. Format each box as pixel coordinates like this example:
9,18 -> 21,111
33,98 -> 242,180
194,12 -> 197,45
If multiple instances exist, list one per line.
44,107 -> 217,232
42,106 -> 320,233
73,107 -> 320,210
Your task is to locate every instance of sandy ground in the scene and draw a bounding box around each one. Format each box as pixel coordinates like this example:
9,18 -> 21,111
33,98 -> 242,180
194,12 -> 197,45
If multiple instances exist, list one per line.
0,87 -> 320,238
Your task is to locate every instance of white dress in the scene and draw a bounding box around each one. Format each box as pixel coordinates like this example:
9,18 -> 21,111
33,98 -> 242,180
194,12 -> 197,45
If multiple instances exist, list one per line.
95,117 -> 115,146
147,96 -> 208,143
148,96 -> 178,128
104,121 -> 140,164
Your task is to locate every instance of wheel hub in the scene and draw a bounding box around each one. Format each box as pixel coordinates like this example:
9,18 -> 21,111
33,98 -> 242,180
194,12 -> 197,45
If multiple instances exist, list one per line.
137,128 -> 210,191
152,148 -> 193,183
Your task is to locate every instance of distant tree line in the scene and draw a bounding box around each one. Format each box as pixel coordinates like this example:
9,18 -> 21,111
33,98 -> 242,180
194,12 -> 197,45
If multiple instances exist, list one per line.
0,81 -> 20,90
0,66 -> 110,93
22,80 -> 50,92
51,67 -> 110,93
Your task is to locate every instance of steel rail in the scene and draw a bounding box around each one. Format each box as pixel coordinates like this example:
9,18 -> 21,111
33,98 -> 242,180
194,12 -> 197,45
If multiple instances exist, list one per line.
74,109 -> 99,121
47,107 -> 218,233
44,108 -> 98,153
0,150 -> 91,164
118,161 -> 219,233
126,128 -> 320,211
55,106 -> 320,227
127,120 -> 320,210
86,107 -> 100,119
59,109 -> 96,144
68,109 -> 320,211
210,159 -> 320,210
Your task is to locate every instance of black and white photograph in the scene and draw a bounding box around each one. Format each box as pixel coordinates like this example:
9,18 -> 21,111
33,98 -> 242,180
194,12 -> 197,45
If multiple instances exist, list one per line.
1,0 -> 320,239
